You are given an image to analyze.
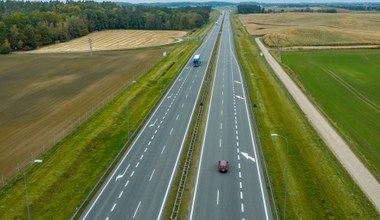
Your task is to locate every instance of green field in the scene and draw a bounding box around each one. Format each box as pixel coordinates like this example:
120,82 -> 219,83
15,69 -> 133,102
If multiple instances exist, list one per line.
232,15 -> 378,219
282,49 -> 380,180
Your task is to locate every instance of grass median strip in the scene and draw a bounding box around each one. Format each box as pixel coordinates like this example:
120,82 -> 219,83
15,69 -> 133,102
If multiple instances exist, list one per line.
232,14 -> 379,219
0,31 -> 203,219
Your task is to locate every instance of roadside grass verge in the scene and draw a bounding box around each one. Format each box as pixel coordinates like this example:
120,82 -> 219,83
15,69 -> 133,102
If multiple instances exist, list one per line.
232,15 -> 379,219
0,27 -> 206,219
281,49 -> 380,181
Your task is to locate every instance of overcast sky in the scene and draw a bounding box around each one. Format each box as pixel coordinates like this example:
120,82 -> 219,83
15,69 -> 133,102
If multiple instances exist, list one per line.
121,0 -> 380,3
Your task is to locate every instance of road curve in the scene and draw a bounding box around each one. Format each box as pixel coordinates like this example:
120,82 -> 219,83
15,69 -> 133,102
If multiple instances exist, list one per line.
190,13 -> 273,220
80,15 -> 223,220
256,37 -> 380,213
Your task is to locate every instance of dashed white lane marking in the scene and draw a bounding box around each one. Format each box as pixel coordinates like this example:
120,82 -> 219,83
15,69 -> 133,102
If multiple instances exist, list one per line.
234,112 -> 237,116
160,120 -> 163,124
236,130 -> 238,135
238,163 -> 241,169
235,125 -> 238,129
237,142 -> 240,147
238,155 -> 241,160
149,169 -> 156,181
133,201 -> 141,219
237,148 -> 240,153
236,136 -> 239,141
219,139 -> 222,147
176,114 -> 179,120
165,112 -> 168,116
161,145 -> 166,155
241,203 -> 245,213
163,116 -> 166,120
217,189 -> 220,205
148,141 -> 151,146
222,99 -> 224,104
119,191 -> 124,199
106,217 -> 109,220
130,171 -> 135,177
111,203 -> 116,212
181,103 -> 184,108
240,191 -> 243,199
151,135 -> 155,140
239,172 -> 242,178
157,125 -> 160,129
140,155 -> 144,160
125,180 -> 129,187
240,182 -> 242,189
135,162 -> 139,168
144,148 -> 148,152
154,130 -> 157,134
222,91 -> 224,95
221,110 -> 223,116
220,123 -> 223,130
186,94 -> 188,99
170,128 -> 174,135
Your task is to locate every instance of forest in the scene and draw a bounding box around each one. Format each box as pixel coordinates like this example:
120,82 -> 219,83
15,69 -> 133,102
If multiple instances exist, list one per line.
0,1 -> 211,53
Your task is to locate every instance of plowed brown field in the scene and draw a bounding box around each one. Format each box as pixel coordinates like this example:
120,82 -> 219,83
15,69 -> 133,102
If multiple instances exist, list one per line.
0,48 -> 167,181
30,30 -> 186,53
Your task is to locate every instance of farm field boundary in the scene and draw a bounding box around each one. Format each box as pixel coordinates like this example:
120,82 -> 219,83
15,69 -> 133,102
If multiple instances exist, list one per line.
232,14 -> 379,219
0,23 -> 209,219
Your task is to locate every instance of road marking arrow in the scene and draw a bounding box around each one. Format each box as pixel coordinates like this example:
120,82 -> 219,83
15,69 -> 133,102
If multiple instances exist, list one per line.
240,152 -> 256,163
115,164 -> 130,181
236,95 -> 245,100
149,119 -> 157,127
234,80 -> 242,84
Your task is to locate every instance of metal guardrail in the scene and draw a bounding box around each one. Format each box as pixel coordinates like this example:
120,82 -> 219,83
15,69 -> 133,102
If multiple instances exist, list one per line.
170,17 -> 224,220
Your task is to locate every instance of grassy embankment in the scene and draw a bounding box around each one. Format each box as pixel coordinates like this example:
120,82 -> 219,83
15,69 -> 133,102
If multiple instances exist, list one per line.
0,25 -> 210,219
281,49 -> 380,181
231,15 -> 379,219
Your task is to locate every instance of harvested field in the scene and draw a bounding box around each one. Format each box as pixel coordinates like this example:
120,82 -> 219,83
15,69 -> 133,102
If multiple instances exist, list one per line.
29,30 -> 186,53
239,13 -> 380,47
0,48 -> 167,181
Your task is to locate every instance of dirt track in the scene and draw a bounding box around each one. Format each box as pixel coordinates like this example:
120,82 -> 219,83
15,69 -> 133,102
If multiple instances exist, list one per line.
255,37 -> 380,212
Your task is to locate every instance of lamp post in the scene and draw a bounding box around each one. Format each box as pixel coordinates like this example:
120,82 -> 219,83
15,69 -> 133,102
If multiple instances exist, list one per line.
24,159 -> 43,220
271,133 -> 288,220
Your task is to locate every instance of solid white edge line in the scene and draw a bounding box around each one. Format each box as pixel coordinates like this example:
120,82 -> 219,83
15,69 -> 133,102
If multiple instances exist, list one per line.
189,15 -> 223,220
228,16 -> 270,219
158,17 -> 222,220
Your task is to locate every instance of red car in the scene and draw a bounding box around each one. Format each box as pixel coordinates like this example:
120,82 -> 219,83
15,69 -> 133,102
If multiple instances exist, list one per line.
218,160 -> 229,173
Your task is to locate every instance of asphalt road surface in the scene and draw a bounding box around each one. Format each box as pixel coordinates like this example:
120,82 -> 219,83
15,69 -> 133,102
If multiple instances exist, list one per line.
81,15 -> 224,220
190,13 -> 273,220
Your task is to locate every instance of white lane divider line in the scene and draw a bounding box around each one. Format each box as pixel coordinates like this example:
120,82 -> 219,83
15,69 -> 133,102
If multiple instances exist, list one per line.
130,171 -> 135,177
135,162 -> 139,168
238,155 -> 241,161
148,141 -> 151,146
239,171 -> 242,178
186,94 -> 188,99
236,130 -> 238,135
163,116 -> 166,120
149,119 -> 157,127
140,155 -> 144,160
176,114 -> 179,120
161,145 -> 166,155
237,148 -> 240,153
221,110 -> 223,116
151,135 -> 155,140
236,136 -> 239,141
160,120 -> 163,124
133,201 -> 141,219
119,191 -> 124,199
240,181 -> 243,189
235,125 -> 238,129
170,128 -> 174,135
217,189 -> 220,205
181,103 -> 184,108
241,203 -> 245,213
144,148 -> 148,152
154,130 -> 158,134
149,169 -> 156,181
157,125 -> 160,129
220,123 -> 223,130
237,142 -> 240,147
219,139 -> 222,148
106,217 -> 109,220
111,203 -> 116,212
222,99 -> 224,104
115,164 -> 131,181
240,191 -> 243,199
124,180 -> 129,187
238,163 -> 241,169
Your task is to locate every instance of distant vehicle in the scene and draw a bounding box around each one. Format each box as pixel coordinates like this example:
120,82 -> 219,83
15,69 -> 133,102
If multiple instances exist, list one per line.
193,54 -> 201,67
218,160 -> 229,173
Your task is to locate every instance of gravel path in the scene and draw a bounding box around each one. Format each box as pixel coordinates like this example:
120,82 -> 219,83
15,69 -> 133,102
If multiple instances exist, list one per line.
255,37 -> 380,213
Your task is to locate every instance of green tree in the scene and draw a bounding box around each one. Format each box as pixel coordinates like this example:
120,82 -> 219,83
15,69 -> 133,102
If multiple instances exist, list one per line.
0,39 -> 11,54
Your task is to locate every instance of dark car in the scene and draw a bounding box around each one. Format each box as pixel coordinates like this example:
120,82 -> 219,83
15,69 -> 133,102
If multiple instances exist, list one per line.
218,160 -> 229,173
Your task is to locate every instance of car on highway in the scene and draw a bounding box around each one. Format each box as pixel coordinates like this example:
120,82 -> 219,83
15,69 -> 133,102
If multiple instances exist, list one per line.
218,160 -> 229,173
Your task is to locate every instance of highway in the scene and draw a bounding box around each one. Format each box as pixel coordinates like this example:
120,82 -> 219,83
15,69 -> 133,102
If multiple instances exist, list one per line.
190,13 -> 273,220
81,15 -> 223,220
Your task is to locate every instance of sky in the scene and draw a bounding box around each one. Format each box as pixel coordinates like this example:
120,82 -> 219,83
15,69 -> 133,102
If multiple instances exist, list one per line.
120,0 -> 380,3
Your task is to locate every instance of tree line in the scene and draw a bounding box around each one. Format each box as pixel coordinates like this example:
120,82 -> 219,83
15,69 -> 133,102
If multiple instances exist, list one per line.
0,1 -> 211,54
